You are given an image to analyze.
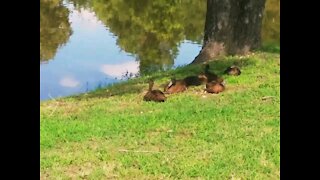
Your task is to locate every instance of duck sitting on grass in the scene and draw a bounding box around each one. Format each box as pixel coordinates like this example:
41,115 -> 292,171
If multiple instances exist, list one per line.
143,79 -> 166,102
205,77 -> 226,94
224,66 -> 241,76
164,78 -> 187,94
183,74 -> 208,87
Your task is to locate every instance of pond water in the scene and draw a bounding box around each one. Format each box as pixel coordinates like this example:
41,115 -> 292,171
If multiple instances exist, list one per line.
40,0 -> 279,101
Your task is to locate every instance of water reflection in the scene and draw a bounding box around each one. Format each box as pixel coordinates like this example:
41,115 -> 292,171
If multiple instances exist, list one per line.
42,0 -> 279,67
262,0 -> 280,45
59,76 -> 80,87
40,0 -> 279,100
40,4 -> 136,100
40,0 -> 72,62
88,0 -> 207,75
100,61 -> 139,78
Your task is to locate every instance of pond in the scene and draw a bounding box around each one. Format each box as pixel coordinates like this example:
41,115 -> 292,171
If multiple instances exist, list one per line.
40,0 -> 279,101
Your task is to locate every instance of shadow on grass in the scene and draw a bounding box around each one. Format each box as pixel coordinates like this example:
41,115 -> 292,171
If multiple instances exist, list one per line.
71,56 -> 258,101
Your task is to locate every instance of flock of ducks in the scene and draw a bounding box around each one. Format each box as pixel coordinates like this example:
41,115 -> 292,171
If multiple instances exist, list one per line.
143,65 -> 241,102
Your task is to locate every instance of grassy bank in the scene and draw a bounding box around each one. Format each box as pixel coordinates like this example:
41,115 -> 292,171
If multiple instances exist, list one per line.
40,51 -> 280,179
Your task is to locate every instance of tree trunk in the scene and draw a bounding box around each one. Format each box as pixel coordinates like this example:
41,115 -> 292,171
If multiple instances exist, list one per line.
191,0 -> 266,64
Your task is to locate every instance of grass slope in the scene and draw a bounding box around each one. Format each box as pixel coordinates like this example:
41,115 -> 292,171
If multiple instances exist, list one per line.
40,51 -> 280,179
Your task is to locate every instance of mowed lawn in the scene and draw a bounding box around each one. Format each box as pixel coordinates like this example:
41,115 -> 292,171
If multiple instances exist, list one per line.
40,51 -> 280,179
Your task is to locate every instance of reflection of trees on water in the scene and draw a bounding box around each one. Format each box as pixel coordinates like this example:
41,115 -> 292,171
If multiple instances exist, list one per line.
262,0 -> 280,45
40,0 -> 72,62
69,0 -> 279,74
69,0 -> 206,75
42,0 -> 279,71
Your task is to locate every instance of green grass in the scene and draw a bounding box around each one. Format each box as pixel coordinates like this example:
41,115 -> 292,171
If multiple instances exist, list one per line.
40,51 -> 280,179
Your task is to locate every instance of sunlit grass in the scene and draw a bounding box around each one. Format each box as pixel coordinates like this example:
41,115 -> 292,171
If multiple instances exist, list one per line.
40,51 -> 280,179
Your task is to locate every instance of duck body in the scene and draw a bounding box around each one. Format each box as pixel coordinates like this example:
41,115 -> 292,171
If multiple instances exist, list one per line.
183,75 -> 205,87
224,66 -> 241,76
144,80 -> 166,102
205,81 -> 225,94
164,78 -> 187,94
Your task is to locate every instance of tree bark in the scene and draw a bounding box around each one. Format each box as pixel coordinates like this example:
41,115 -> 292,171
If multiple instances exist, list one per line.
191,0 -> 266,64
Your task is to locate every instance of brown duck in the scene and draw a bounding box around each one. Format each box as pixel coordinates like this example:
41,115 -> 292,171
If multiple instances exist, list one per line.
183,74 -> 208,87
205,77 -> 225,94
224,66 -> 241,76
143,80 -> 166,102
164,78 -> 187,94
